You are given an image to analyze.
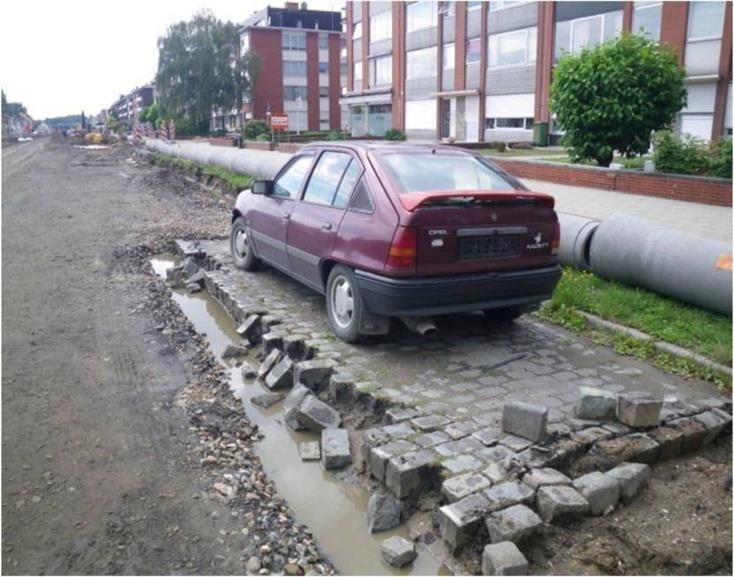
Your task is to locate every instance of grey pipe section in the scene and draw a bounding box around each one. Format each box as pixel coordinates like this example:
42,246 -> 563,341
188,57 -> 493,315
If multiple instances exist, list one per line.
144,138 -> 292,180
589,214 -> 732,315
557,213 -> 600,270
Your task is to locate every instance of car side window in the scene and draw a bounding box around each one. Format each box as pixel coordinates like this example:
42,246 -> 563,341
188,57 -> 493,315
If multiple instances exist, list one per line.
333,159 -> 362,208
273,155 -> 314,199
303,152 -> 352,206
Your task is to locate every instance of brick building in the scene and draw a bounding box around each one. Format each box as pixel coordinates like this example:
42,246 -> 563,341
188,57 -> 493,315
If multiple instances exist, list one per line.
240,2 -> 345,132
109,85 -> 155,125
342,1 -> 732,143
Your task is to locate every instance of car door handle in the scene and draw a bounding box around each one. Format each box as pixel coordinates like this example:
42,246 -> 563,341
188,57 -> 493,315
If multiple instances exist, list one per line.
321,223 -> 333,231
283,213 -> 290,220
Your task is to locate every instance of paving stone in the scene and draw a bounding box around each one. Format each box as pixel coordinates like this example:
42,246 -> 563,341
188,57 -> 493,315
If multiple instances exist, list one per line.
367,493 -> 401,533
498,434 -> 533,452
381,536 -> 416,568
435,436 -> 485,457
605,462 -> 650,503
328,373 -> 354,404
386,407 -> 422,424
601,421 -> 632,436
482,541 -> 528,575
257,348 -> 282,379
283,334 -> 309,361
441,472 -> 491,502
240,361 -> 257,379
379,422 -> 416,439
593,433 -> 660,465
668,417 -> 708,453
250,392 -> 285,409
483,461 -> 518,484
484,481 -> 535,512
573,426 -> 613,447
572,472 -> 620,515
693,409 -> 732,444
522,468 -> 572,490
321,429 -> 351,470
296,395 -> 341,431
370,440 -> 418,481
298,441 -> 321,461
648,426 -> 685,460
264,357 -> 294,391
441,454 -> 485,475
415,431 -> 451,448
236,314 -> 262,343
516,446 -> 554,469
185,282 -> 203,294
438,493 -> 491,552
536,485 -> 589,522
260,314 -> 282,331
479,445 -> 518,464
577,386 -> 618,420
283,384 -> 312,432
444,420 -> 480,440
361,427 -> 392,463
502,402 -> 548,442
294,359 -> 336,392
617,395 -> 662,428
222,343 -> 248,359
261,332 -> 283,355
486,504 -> 542,544
411,415 -> 452,433
472,427 -> 503,447
386,450 -> 439,499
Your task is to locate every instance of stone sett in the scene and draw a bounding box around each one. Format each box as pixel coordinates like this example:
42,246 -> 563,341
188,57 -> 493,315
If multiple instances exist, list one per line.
576,386 -> 618,420
293,359 -> 336,392
502,402 -> 548,442
385,449 -> 438,499
264,357 -> 293,391
415,430 -> 451,448
482,541 -> 528,576
370,440 -> 418,481
296,395 -> 341,431
257,348 -> 282,379
535,485 -> 589,522
484,480 -> 535,512
441,454 -> 485,475
486,504 -> 543,544
411,415 -> 452,433
441,472 -> 491,502
605,462 -> 650,503
472,427 -> 503,447
522,467 -> 572,490
438,492 -> 491,552
572,471 -> 621,515
592,433 -> 660,465
648,426 -> 685,460
260,332 -> 283,355
321,428 -> 351,470
298,441 -> 320,461
617,395 -> 662,428
693,409 -> 732,444
434,436 -> 485,458
668,417 -> 708,453
381,536 -> 416,568
386,407 -> 422,424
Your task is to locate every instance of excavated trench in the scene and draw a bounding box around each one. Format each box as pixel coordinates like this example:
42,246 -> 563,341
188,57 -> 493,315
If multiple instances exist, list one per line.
151,256 -> 450,576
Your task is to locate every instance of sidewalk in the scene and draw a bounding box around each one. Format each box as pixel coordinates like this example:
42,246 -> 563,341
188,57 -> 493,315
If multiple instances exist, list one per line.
523,177 -> 732,242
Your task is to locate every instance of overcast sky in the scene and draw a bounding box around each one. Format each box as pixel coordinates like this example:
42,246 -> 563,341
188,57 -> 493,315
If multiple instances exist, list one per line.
1,0 -> 344,119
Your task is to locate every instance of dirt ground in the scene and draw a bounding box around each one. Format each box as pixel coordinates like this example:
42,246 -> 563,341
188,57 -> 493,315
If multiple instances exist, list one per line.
2,138 -> 731,576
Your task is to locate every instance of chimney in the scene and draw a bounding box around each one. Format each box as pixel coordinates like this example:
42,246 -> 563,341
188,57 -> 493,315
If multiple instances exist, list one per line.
285,2 -> 298,10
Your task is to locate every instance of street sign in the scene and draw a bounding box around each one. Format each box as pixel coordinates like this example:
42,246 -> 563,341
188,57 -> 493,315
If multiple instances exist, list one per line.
270,114 -> 289,132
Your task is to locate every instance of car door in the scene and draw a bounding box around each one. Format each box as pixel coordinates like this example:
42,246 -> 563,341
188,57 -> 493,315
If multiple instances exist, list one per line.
286,150 -> 363,291
249,154 -> 315,271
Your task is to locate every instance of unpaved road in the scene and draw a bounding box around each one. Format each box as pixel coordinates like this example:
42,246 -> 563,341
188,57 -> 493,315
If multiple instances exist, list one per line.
1,138 -> 258,574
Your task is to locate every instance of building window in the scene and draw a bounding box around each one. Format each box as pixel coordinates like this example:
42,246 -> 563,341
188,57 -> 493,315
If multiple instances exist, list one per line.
282,32 -> 306,51
466,38 -> 481,64
370,10 -> 392,42
319,61 -> 329,74
443,42 -> 455,70
489,27 -> 537,68
632,2 -> 662,41
353,61 -> 363,82
353,21 -> 362,40
319,86 -> 329,97
369,55 -> 392,86
555,11 -> 622,59
284,85 -> 308,101
406,46 -> 438,79
319,34 -> 329,49
486,117 -> 534,129
283,61 -> 307,76
407,1 -> 438,33
687,1 -> 725,41
240,33 -> 250,54
489,0 -> 532,12
467,1 -> 482,11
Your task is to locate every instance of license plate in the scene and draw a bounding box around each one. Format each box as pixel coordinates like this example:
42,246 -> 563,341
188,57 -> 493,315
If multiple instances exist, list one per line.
459,236 -> 522,259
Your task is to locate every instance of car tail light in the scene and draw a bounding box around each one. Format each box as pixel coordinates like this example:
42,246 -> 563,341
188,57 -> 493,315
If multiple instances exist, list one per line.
387,226 -> 417,268
551,221 -> 561,255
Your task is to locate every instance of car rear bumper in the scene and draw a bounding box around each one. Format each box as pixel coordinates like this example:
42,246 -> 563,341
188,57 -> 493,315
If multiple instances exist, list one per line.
354,265 -> 562,317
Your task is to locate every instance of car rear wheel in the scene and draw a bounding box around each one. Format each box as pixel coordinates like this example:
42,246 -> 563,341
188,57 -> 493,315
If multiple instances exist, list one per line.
326,265 -> 366,343
230,217 -> 260,271
483,306 -> 523,323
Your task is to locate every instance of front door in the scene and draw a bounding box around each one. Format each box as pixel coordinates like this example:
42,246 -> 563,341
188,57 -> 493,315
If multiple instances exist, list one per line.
249,154 -> 314,271
287,151 -> 363,291
440,98 -> 451,139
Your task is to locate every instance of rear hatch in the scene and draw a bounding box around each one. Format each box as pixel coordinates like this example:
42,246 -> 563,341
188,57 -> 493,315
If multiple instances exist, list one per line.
400,191 -> 558,276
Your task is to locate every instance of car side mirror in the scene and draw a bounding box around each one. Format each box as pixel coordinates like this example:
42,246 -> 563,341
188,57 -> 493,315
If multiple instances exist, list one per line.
251,180 -> 273,195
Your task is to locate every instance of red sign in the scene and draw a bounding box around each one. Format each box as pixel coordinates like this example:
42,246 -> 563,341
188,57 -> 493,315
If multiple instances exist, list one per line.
270,114 -> 289,132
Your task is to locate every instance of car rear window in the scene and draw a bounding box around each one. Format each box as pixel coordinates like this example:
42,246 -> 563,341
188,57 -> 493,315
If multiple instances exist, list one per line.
381,153 -> 516,193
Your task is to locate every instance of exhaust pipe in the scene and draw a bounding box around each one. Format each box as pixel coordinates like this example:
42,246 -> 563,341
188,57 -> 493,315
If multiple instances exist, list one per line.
400,316 -> 438,336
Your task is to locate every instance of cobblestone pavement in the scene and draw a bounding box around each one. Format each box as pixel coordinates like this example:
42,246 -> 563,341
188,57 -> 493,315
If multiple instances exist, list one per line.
195,240 -> 722,429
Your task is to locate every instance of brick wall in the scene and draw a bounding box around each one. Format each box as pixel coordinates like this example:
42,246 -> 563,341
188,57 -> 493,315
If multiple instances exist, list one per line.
493,159 -> 733,207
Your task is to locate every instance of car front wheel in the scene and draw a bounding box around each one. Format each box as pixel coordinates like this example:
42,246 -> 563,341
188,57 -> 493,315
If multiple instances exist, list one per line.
230,217 -> 260,271
326,265 -> 366,343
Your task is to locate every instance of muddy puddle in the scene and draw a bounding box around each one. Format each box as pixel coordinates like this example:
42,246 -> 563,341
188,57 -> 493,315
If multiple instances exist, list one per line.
151,257 -> 450,576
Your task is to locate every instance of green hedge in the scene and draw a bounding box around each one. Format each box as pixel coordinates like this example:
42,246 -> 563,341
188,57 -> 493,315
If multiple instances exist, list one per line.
653,130 -> 732,178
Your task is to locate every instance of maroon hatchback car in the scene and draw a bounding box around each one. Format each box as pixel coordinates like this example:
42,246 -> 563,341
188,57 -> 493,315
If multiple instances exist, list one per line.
230,142 -> 561,342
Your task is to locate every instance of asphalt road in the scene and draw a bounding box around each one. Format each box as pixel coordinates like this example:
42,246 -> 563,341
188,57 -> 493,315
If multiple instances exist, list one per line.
1,138 -> 247,574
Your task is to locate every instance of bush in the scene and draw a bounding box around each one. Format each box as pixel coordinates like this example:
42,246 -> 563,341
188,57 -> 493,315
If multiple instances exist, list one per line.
494,141 -> 507,152
326,129 -> 344,141
710,137 -> 732,179
255,133 -> 271,142
652,130 -> 733,177
384,128 -> 406,141
243,119 -> 269,140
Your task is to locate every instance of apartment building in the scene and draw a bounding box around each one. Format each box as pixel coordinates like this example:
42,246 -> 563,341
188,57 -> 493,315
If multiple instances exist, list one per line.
342,1 -> 732,143
109,85 -> 155,124
240,2 -> 344,132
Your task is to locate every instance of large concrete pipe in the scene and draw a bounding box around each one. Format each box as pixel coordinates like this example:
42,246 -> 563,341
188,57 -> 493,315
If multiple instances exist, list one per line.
557,213 -> 600,270
589,214 -> 732,315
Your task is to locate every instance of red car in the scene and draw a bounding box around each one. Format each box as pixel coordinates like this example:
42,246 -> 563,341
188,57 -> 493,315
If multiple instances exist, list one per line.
230,142 -> 561,342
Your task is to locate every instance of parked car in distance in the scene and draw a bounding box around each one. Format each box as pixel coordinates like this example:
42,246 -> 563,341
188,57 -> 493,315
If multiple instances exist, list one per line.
230,142 -> 561,342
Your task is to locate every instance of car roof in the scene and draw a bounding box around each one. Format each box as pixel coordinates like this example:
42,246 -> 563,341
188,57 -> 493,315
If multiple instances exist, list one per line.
300,141 -> 477,155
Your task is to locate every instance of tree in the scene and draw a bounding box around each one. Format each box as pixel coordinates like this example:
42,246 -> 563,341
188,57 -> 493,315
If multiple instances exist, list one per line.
139,103 -> 158,125
2,91 -> 28,116
550,33 -> 687,167
155,11 -> 257,134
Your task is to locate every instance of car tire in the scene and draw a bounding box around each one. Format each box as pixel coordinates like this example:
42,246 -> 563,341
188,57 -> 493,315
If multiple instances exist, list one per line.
326,265 -> 366,343
483,306 -> 523,323
230,217 -> 260,271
